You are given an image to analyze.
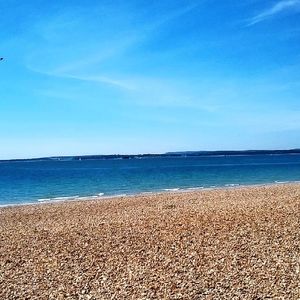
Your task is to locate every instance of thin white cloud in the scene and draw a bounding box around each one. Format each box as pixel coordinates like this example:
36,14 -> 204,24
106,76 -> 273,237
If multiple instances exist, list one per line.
247,0 -> 300,26
64,74 -> 136,90
26,65 -> 135,90
148,2 -> 201,29
25,2 -> 201,90
54,2 -> 200,73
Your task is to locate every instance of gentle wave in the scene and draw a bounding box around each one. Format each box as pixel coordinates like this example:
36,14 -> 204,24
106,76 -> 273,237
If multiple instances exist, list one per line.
38,195 -> 79,202
37,198 -> 51,202
186,186 -> 204,190
37,193 -> 105,202
225,183 -> 240,187
163,188 -> 180,191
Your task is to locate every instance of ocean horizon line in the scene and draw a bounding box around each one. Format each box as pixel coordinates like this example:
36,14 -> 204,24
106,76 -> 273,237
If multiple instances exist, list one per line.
1,148 -> 300,162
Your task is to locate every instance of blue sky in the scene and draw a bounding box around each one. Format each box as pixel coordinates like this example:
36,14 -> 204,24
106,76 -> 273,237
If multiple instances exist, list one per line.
0,0 -> 300,159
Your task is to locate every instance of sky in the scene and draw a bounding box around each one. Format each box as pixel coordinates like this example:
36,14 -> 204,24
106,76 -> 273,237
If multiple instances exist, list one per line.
0,0 -> 300,159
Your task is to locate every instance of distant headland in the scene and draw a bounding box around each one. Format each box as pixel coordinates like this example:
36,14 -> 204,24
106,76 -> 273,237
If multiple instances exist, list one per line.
1,149 -> 300,162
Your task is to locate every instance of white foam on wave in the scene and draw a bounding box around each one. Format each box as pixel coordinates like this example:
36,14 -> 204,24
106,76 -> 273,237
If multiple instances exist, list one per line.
163,188 -> 180,192
37,193 -> 106,203
53,196 -> 79,200
225,183 -> 240,187
274,180 -> 289,184
187,186 -> 204,190
70,193 -> 106,201
37,198 -> 52,202
37,195 -> 79,202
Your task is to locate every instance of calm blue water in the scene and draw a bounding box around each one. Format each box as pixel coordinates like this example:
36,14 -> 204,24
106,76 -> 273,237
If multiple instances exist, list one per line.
1,154 -> 300,206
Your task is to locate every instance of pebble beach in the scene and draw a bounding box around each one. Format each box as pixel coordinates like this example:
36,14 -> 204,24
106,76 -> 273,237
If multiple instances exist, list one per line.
0,184 -> 299,299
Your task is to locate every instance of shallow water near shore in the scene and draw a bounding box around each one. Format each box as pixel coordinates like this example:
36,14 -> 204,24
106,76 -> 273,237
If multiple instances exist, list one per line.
1,154 -> 300,206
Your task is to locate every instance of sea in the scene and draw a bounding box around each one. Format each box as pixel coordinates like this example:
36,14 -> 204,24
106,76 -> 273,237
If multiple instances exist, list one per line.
1,154 -> 300,206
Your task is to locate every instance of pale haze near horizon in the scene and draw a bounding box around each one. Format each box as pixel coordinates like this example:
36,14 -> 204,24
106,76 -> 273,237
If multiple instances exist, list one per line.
0,0 -> 300,159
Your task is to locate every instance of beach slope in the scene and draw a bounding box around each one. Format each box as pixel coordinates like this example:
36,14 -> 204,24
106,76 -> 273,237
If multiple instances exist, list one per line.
0,184 -> 299,299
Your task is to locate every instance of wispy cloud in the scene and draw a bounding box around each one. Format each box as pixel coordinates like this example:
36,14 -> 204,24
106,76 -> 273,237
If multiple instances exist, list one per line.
24,2 -> 204,102
58,74 -> 136,90
147,2 -> 201,29
247,0 -> 300,26
27,65 -> 136,90
25,1 -> 201,92
27,2 -> 200,68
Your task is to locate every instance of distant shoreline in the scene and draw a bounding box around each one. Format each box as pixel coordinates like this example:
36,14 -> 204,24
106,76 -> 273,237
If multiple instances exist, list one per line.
1,148 -> 300,162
